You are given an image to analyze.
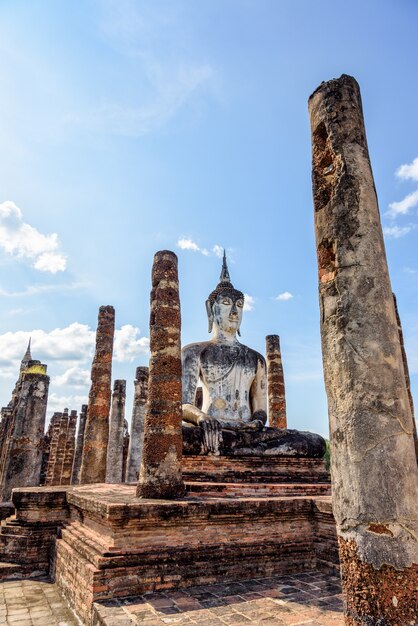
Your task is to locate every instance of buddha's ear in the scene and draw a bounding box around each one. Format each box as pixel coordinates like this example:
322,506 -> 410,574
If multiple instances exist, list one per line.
205,299 -> 213,333
237,329 -> 241,337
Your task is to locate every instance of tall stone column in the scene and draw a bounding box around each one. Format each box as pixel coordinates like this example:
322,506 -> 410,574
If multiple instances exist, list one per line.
106,380 -> 126,483
136,251 -> 185,499
44,412 -> 62,486
80,305 -> 115,484
71,404 -> 87,484
51,409 -> 69,485
393,293 -> 418,461
265,335 -> 287,428
126,367 -> 148,483
309,74 -> 418,625
61,410 -> 77,484
0,369 -> 49,501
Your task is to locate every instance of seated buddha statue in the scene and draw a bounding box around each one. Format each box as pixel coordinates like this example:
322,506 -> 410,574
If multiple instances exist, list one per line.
181,253 -> 326,458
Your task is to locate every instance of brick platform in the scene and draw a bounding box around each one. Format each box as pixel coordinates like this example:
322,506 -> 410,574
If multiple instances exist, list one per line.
0,456 -> 337,624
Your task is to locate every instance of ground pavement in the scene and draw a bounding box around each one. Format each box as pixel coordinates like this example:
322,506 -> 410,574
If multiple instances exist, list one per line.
0,571 -> 343,625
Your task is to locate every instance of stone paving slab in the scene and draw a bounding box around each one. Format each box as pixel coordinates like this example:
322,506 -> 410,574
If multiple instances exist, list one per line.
0,577 -> 79,626
94,571 -> 344,625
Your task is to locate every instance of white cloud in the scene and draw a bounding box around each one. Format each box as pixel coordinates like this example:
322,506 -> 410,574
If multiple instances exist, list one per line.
52,366 -> 90,388
396,157 -> 418,182
114,324 -> 150,362
47,392 -> 88,415
177,238 -> 224,258
243,294 -> 254,312
0,201 -> 67,273
0,323 -> 149,372
177,238 -> 200,252
275,292 -> 293,301
383,225 -> 413,239
387,190 -> 418,218
403,267 -> 417,275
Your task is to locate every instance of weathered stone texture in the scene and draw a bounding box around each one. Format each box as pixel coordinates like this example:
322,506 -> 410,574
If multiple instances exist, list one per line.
61,410 -> 77,484
126,367 -> 149,483
136,250 -> 185,498
0,366 -> 49,501
43,412 -> 62,486
71,404 -> 87,484
80,305 -> 115,484
106,379 -> 126,483
265,334 -> 287,428
51,409 -> 69,485
309,74 -> 418,623
393,293 -> 418,461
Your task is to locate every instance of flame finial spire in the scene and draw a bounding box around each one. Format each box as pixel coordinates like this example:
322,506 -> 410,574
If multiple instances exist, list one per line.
220,249 -> 231,283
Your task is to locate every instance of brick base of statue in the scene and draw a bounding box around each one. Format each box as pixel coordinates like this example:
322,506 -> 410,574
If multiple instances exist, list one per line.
0,452 -> 337,625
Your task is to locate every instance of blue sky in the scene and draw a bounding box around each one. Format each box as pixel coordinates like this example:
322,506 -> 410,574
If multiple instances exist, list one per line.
1,0 -> 417,437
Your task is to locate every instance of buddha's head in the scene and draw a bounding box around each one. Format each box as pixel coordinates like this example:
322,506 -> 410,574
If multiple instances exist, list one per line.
206,252 -> 244,336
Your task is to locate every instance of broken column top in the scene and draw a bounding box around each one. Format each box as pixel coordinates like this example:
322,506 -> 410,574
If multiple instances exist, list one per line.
135,366 -> 149,381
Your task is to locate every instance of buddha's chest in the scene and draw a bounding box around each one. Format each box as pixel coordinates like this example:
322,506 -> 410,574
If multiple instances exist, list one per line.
200,345 -> 258,392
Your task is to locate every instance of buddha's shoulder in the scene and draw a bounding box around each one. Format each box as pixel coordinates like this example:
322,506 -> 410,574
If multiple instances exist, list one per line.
241,345 -> 266,367
181,341 -> 212,359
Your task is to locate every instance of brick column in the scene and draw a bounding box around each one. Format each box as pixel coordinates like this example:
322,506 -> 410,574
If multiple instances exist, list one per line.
80,305 -> 115,484
106,380 -> 126,483
51,409 -> 69,485
265,335 -> 287,428
136,251 -> 185,499
126,367 -> 148,483
71,404 -> 87,484
309,74 -> 418,625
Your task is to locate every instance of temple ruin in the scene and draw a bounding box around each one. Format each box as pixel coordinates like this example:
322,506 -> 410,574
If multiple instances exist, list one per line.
0,74 -> 416,626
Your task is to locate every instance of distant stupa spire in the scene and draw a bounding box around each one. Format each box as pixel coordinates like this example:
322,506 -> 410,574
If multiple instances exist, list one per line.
22,338 -> 32,362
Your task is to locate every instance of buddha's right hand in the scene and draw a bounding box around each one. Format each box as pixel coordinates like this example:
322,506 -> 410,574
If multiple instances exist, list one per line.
197,415 -> 222,455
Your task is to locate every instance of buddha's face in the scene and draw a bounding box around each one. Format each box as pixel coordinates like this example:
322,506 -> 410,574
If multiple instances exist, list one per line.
212,293 -> 244,334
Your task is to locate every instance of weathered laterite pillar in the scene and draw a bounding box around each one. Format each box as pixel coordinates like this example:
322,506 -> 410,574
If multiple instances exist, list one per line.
71,404 -> 87,484
393,293 -> 418,461
80,305 -> 115,484
106,380 -> 126,483
0,367 -> 49,501
126,367 -> 148,483
265,335 -> 287,428
61,410 -> 77,484
122,419 -> 130,482
51,409 -> 69,485
44,412 -> 62,486
309,74 -> 418,625
136,251 -> 185,498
